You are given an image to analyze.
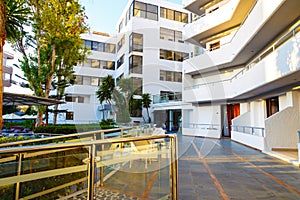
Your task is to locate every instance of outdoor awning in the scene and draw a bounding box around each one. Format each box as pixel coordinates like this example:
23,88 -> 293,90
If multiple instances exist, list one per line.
3,92 -> 65,106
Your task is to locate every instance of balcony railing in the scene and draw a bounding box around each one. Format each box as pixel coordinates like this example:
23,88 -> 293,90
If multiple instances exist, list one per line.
153,93 -> 182,104
231,125 -> 265,137
0,128 -> 178,199
183,123 -> 221,130
185,23 -> 300,90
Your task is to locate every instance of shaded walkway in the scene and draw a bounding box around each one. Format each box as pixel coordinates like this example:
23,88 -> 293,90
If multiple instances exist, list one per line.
178,136 -> 300,200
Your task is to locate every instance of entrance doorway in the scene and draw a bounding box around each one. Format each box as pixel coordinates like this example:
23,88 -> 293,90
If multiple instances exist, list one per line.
222,104 -> 240,137
153,109 -> 181,132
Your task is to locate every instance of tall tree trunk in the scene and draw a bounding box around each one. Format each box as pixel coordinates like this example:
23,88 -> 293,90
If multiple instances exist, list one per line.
0,0 -> 6,132
53,88 -> 59,125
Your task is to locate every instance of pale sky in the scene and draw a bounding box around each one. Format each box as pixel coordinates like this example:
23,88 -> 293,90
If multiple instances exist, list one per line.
80,0 -> 182,34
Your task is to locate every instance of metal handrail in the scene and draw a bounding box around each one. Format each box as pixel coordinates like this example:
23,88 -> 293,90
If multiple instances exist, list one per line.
0,127 -> 132,148
0,134 -> 178,200
184,123 -> 221,130
185,23 -> 300,90
231,125 -> 265,137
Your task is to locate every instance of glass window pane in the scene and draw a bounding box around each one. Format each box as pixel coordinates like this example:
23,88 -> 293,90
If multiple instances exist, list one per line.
174,11 -> 182,22
107,61 -> 115,70
166,71 -> 173,81
167,9 -> 174,20
91,77 -> 99,86
78,96 -> 84,103
160,7 -> 167,18
98,42 -> 104,52
174,72 -> 182,82
75,76 -> 83,85
182,13 -> 188,23
147,4 -> 158,13
92,41 -> 98,51
85,40 -> 91,49
83,76 -> 91,85
147,12 -> 158,21
91,60 -> 100,68
100,61 -> 107,69
135,1 -> 146,11
84,59 -> 92,67
175,31 -> 183,42
160,71 -> 166,81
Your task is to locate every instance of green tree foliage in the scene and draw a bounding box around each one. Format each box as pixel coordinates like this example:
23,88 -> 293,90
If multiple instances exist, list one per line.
0,0 -> 30,131
14,0 -> 89,125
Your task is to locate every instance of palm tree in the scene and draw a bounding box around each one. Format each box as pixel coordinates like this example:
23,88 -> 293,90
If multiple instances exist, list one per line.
142,93 -> 152,123
96,75 -> 115,119
0,0 -> 29,131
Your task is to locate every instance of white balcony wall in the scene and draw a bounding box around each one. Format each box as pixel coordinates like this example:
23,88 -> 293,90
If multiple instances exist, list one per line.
232,131 -> 265,150
183,0 -> 239,41
183,31 -> 300,102
184,0 -> 285,74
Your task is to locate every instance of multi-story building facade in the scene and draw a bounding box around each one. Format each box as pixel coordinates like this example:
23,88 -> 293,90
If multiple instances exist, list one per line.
54,0 -> 192,126
181,0 -> 300,152
2,52 -> 13,88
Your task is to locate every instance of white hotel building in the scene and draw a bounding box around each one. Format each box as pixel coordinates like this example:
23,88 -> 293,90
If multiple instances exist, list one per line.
57,0 -> 300,153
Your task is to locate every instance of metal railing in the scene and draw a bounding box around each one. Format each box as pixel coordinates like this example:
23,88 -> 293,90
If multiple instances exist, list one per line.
184,123 -> 221,130
185,23 -> 300,90
231,125 -> 265,137
153,93 -> 182,104
0,131 -> 178,200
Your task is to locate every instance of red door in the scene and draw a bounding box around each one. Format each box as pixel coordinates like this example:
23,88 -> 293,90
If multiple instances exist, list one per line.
226,104 -> 240,136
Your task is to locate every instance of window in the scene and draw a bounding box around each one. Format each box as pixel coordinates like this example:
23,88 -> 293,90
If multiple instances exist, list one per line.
129,32 -> 143,52
78,96 -> 85,103
66,112 -> 74,120
117,35 -> 125,52
105,43 -> 115,53
75,76 -> 83,85
83,76 -> 91,85
160,70 -> 182,82
160,49 -> 188,62
266,97 -> 279,117
117,54 -> 124,68
83,59 -> 92,67
83,40 -> 115,53
131,77 -> 143,95
106,61 -> 115,70
129,55 -> 143,74
91,60 -> 100,68
209,41 -> 220,51
133,1 -> 158,21
160,28 -> 183,43
160,7 -> 188,23
91,77 -> 100,86
118,20 -> 124,32
66,96 -> 76,102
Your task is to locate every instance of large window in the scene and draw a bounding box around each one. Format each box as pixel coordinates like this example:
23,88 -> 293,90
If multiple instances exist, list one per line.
74,75 -> 101,86
131,77 -> 143,95
160,28 -> 183,43
83,39 -> 115,53
134,1 -> 158,21
160,7 -> 188,23
117,54 -> 125,69
65,95 -> 89,103
129,33 -> 143,52
117,35 -> 125,52
160,49 -> 189,62
80,59 -> 115,70
160,70 -> 182,82
129,55 -> 143,74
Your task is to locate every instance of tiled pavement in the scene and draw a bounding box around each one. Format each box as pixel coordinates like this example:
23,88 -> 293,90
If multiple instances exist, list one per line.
69,135 -> 300,199
178,136 -> 300,200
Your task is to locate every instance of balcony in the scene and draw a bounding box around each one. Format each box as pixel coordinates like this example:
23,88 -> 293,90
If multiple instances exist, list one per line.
184,24 -> 300,103
184,0 -> 256,45
184,0 -> 300,75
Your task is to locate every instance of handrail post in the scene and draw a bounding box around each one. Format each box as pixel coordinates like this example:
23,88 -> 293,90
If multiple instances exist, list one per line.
169,136 -> 178,200
15,153 -> 22,200
87,145 -> 95,200
100,131 -> 104,186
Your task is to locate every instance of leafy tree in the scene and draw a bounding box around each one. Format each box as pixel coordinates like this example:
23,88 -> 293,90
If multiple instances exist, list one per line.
142,93 -> 152,123
0,0 -> 30,131
15,0 -> 88,125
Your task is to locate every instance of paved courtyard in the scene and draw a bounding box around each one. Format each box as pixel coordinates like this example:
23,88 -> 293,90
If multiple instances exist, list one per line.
178,136 -> 300,200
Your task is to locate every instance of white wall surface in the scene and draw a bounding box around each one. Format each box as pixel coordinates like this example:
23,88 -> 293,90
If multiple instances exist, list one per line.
232,131 -> 265,150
